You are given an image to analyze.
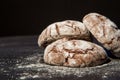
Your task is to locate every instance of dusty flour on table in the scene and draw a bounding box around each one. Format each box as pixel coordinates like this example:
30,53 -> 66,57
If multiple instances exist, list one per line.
14,52 -> 120,80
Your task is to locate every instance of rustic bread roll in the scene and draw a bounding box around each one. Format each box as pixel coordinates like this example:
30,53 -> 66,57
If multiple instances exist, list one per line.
83,13 -> 120,57
38,20 -> 90,47
44,38 -> 108,67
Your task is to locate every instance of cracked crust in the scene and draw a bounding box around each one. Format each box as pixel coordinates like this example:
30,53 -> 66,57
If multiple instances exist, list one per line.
83,13 -> 120,57
38,20 -> 91,47
44,39 -> 108,67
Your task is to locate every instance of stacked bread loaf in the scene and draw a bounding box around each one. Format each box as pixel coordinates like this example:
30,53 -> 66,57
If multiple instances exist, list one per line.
38,13 -> 120,67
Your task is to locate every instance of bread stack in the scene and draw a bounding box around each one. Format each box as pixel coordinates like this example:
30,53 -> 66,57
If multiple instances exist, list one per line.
38,13 -> 120,67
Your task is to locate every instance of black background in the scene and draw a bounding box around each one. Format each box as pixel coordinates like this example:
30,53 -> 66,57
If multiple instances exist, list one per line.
1,0 -> 120,37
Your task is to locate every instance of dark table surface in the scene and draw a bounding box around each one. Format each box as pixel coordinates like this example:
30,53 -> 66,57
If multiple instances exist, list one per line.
0,36 -> 120,80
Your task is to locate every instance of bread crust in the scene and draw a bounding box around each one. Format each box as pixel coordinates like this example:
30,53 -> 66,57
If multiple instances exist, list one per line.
44,39 -> 108,67
38,20 -> 90,47
83,13 -> 120,57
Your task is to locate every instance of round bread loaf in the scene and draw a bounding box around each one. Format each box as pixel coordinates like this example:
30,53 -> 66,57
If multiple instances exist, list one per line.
38,20 -> 90,47
83,13 -> 120,57
44,38 -> 108,67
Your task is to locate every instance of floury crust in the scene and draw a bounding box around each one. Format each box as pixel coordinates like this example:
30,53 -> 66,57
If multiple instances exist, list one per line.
44,39 -> 108,67
38,20 -> 91,47
83,13 -> 120,57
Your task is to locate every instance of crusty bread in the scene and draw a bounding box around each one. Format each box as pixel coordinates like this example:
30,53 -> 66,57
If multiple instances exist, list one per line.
83,13 -> 120,57
44,39 -> 108,67
38,20 -> 90,47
